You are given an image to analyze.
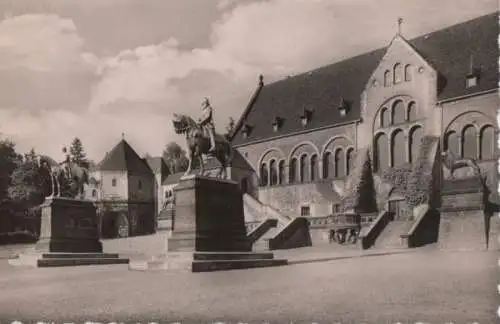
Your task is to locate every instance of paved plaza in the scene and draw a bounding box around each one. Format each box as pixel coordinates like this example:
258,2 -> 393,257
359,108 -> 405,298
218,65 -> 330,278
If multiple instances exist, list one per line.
0,248 -> 498,323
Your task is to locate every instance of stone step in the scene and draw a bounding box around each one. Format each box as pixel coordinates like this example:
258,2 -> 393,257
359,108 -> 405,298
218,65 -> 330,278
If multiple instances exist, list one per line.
193,252 -> 275,261
40,253 -> 120,259
140,258 -> 288,272
37,257 -> 129,267
192,259 -> 287,272
252,239 -> 270,252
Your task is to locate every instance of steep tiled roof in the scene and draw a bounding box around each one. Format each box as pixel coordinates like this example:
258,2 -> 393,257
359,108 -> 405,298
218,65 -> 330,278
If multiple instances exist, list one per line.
99,139 -> 152,175
144,156 -> 170,182
231,12 -> 499,146
162,171 -> 184,185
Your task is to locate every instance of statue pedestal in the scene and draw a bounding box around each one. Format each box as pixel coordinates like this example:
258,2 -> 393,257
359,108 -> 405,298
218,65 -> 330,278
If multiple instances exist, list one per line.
129,175 -> 287,272
438,177 -> 488,251
167,175 -> 250,252
36,197 -> 103,253
10,197 -> 129,268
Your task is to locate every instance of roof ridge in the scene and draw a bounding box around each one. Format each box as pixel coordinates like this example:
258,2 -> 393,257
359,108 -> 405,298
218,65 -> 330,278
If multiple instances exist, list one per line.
261,11 -> 499,89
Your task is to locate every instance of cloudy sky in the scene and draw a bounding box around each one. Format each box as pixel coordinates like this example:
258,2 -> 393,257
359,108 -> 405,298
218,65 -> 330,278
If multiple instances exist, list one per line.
0,0 -> 497,162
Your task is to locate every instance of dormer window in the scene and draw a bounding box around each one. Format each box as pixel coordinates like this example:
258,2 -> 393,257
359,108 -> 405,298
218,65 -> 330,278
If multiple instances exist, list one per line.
300,108 -> 312,126
466,73 -> 478,88
466,55 -> 480,89
242,124 -> 252,138
272,117 -> 283,132
338,97 -> 349,117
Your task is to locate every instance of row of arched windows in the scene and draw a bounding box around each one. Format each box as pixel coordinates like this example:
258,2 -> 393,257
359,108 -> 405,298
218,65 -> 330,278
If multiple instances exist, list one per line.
384,63 -> 412,87
259,148 -> 355,187
378,100 -> 417,128
374,125 -> 424,172
444,124 -> 495,160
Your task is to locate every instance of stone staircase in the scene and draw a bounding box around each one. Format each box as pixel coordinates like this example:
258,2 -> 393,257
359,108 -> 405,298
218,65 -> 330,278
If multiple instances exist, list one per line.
373,220 -> 413,249
252,226 -> 283,251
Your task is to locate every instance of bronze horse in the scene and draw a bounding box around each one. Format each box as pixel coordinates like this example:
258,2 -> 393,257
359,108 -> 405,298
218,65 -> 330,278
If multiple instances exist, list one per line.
36,155 -> 89,199
172,113 -> 234,179
441,149 -> 481,179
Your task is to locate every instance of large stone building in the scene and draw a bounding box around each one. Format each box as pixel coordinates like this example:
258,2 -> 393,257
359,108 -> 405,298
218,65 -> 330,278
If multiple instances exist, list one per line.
227,12 -> 499,249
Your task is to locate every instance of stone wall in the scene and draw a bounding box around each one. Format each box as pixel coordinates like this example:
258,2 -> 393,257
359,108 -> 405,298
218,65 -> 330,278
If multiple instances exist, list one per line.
100,171 -> 128,200
257,181 -> 346,217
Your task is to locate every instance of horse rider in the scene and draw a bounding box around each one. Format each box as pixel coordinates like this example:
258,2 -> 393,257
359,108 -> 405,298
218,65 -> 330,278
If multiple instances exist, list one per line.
60,147 -> 71,179
198,97 -> 216,153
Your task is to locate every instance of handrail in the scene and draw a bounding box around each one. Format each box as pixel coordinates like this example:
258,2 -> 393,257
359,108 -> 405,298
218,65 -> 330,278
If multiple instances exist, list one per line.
246,218 -> 278,245
268,217 -> 310,250
359,209 -> 391,249
403,204 -> 429,238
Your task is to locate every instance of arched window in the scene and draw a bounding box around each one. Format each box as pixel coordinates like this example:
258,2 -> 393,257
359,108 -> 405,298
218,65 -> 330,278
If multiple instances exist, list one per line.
374,133 -> 389,172
409,126 -> 423,163
407,102 -> 417,121
404,64 -> 412,81
111,178 -> 117,187
260,163 -> 268,186
380,107 -> 390,127
444,131 -> 459,156
334,148 -> 345,178
391,129 -> 405,167
289,158 -> 297,183
384,70 -> 391,87
346,148 -> 355,176
278,160 -> 285,184
480,125 -> 495,160
322,151 -> 332,179
92,189 -> 97,198
310,154 -> 318,181
392,100 -> 405,124
393,63 -> 403,84
269,160 -> 277,186
299,154 -> 308,183
462,125 -> 477,159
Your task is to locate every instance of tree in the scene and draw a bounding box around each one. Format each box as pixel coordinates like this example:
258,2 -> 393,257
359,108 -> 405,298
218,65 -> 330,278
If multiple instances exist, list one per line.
225,117 -> 235,140
8,154 -> 46,210
162,142 -> 189,173
69,137 -> 89,168
0,139 -> 21,204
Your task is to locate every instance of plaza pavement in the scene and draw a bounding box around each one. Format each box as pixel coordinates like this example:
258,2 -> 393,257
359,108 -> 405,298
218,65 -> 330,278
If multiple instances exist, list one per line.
0,246 -> 498,323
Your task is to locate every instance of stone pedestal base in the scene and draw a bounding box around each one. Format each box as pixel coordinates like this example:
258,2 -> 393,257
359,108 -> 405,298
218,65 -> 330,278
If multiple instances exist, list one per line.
35,197 -> 103,253
9,252 -> 129,268
438,209 -> 488,251
132,175 -> 287,272
167,175 -> 251,253
129,251 -> 287,272
10,197 -> 129,268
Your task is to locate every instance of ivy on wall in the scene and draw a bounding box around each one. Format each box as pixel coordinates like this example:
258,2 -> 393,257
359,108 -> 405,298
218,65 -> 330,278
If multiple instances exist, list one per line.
380,136 -> 438,209
342,148 -> 377,213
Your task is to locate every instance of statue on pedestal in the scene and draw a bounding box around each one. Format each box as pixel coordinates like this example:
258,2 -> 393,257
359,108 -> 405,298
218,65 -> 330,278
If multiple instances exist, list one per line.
441,149 -> 481,179
36,148 -> 89,199
172,97 -> 234,179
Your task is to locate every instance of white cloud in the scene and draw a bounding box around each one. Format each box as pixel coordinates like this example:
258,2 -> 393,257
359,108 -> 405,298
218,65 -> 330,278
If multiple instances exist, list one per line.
0,14 -> 96,72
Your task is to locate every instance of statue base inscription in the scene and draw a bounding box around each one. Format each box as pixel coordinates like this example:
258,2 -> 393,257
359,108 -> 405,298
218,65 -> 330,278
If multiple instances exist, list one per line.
10,197 -> 130,268
129,175 -> 287,272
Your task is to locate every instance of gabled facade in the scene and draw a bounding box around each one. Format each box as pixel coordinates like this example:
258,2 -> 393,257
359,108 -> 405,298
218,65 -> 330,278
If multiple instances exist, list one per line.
94,139 -> 156,238
229,12 -> 499,219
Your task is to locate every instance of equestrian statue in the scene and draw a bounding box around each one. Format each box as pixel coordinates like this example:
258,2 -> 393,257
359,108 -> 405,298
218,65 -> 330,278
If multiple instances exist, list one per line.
36,147 -> 90,199
441,149 -> 481,179
172,97 -> 234,179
